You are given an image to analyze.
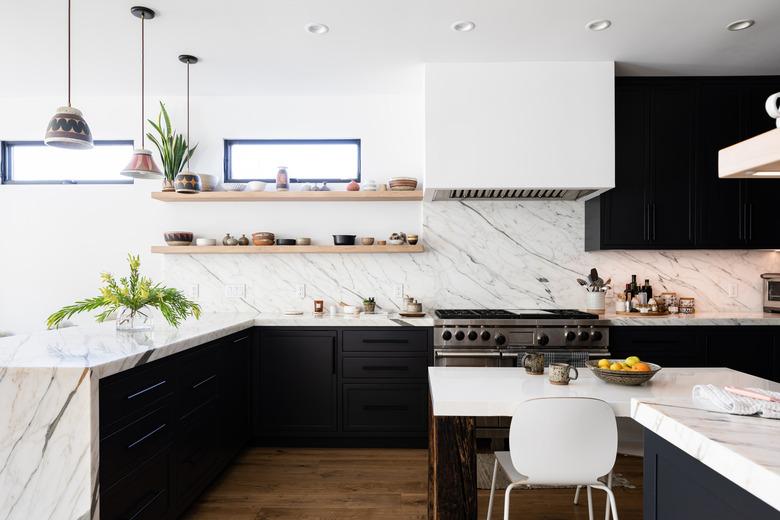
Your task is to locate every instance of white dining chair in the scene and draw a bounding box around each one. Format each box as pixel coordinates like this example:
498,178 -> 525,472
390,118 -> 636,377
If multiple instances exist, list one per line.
485,397 -> 619,520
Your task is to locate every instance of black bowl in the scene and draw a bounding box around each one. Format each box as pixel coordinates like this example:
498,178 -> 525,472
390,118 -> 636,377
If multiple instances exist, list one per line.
333,234 -> 356,245
276,238 -> 297,246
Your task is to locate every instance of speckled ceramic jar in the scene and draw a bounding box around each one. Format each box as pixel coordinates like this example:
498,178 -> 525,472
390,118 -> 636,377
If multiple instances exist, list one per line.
174,172 -> 201,193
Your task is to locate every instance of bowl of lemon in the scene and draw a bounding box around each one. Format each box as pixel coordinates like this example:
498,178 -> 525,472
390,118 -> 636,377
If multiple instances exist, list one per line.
586,356 -> 662,386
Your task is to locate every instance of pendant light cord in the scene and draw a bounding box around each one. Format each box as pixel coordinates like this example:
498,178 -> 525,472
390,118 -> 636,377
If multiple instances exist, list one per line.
67,0 -> 71,107
140,13 -> 145,149
186,60 -> 190,169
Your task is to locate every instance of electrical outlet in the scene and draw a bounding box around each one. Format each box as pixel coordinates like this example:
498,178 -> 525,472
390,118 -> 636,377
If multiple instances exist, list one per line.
393,283 -> 404,299
187,284 -> 199,299
296,284 -> 306,299
224,284 -> 246,298
727,283 -> 738,298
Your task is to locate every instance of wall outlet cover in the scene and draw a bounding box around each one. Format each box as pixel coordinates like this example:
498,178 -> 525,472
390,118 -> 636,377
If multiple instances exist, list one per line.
187,284 -> 199,299
297,284 -> 306,299
727,283 -> 738,298
224,284 -> 246,298
393,283 -> 404,299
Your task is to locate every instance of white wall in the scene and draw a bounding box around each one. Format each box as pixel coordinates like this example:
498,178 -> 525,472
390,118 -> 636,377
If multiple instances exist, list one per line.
425,62 -> 615,190
0,64 -> 425,333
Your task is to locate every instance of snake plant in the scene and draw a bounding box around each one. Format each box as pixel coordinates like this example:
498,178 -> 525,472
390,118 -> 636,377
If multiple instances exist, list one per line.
146,102 -> 197,181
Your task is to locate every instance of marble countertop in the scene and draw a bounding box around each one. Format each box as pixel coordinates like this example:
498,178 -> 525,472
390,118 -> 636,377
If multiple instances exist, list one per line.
598,311 -> 780,326
253,312 -> 435,327
632,395 -> 780,511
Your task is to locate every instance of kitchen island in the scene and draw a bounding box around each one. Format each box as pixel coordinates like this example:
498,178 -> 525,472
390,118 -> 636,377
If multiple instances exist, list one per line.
427,366 -> 780,520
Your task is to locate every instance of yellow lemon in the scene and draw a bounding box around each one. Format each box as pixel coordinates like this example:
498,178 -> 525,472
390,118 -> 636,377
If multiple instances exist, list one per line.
625,356 -> 640,367
597,359 -> 611,369
609,362 -> 623,371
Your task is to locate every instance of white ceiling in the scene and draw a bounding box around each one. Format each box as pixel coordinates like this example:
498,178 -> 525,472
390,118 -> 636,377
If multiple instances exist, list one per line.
3,0 -> 780,97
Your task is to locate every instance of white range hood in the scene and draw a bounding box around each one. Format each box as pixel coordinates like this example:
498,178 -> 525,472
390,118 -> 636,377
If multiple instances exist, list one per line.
424,62 -> 615,201
718,93 -> 780,179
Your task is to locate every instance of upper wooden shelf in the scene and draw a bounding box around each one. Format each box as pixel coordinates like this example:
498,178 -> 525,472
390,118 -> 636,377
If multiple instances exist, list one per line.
151,244 -> 424,254
151,190 -> 424,202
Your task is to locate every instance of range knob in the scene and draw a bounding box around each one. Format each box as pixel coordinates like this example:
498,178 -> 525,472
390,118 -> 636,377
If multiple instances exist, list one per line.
480,330 -> 491,341
455,330 -> 465,341
565,330 -> 576,342
591,330 -> 603,341
578,330 -> 590,341
536,334 -> 549,346
441,330 -> 452,341
467,330 -> 478,341
494,334 -> 506,346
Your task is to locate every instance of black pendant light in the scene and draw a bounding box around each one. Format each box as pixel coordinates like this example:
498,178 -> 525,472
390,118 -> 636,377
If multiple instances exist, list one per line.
44,0 -> 93,149
121,6 -> 162,178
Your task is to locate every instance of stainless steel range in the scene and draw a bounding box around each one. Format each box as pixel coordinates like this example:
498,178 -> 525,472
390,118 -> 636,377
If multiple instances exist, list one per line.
433,308 -> 610,440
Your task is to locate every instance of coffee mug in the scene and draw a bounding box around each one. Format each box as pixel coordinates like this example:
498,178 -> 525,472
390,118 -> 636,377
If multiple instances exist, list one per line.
521,353 -> 544,375
549,363 -> 578,385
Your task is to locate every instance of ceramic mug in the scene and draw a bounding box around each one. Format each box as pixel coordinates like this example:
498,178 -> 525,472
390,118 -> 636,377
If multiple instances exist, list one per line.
521,353 -> 544,375
549,363 -> 578,385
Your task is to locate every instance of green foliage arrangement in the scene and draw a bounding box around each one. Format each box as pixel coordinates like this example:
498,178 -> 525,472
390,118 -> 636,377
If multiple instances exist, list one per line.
46,254 -> 201,329
362,297 -> 376,304
146,101 -> 197,181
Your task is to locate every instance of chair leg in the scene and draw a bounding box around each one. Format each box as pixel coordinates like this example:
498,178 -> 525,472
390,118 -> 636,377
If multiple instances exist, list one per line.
503,483 -> 519,520
574,485 -> 581,504
486,458 -> 498,520
587,486 -> 594,520
591,484 -> 619,520
605,472 -> 613,520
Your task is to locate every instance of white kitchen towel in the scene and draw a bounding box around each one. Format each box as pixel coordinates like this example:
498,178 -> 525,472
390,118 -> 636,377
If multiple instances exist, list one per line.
692,385 -> 780,419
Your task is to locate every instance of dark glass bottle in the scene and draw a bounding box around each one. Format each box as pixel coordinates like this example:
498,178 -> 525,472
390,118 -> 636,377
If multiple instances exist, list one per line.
630,275 -> 638,296
644,279 -> 653,300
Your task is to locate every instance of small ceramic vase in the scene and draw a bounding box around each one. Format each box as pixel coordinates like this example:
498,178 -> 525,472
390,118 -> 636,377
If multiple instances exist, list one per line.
222,233 -> 234,246
162,178 -> 175,192
174,172 -> 201,193
276,166 -> 289,191
346,180 -> 360,191
238,234 -> 250,246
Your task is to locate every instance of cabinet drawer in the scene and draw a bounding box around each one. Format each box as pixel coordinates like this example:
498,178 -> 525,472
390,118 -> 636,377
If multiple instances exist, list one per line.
175,400 -> 220,501
100,361 -> 173,433
342,356 -> 427,379
342,330 -> 428,352
178,345 -> 220,417
343,384 -> 427,432
101,447 -> 171,520
101,404 -> 173,489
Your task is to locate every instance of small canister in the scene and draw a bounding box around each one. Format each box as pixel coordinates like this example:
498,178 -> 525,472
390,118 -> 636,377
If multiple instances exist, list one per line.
276,166 -> 289,191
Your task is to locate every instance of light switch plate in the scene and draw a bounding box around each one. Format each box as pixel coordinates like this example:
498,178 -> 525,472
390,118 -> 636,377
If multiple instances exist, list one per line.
727,283 -> 738,298
187,284 -> 199,299
297,284 -> 306,299
224,284 -> 246,298
393,283 -> 404,299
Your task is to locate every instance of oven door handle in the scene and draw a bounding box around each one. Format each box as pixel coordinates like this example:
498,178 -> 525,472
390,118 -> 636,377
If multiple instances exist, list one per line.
434,351 -> 502,358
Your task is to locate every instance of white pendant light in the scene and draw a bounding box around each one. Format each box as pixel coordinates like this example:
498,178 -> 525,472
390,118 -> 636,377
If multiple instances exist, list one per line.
44,0 -> 93,150
719,93 -> 780,178
121,6 -> 162,179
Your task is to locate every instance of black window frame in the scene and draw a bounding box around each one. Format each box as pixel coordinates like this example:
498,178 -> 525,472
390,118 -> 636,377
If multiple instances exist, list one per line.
1,140 -> 135,185
223,138 -> 362,184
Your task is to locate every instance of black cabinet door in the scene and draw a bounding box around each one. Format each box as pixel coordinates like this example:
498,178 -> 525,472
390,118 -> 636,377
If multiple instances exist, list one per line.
695,82 -> 744,247
600,85 -> 651,248
609,327 -> 706,367
256,330 -> 338,434
648,84 -> 696,247
704,328 -> 775,380
220,332 -> 251,460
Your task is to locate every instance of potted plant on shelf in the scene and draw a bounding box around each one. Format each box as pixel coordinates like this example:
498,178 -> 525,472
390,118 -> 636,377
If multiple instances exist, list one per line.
146,102 -> 197,192
362,297 -> 376,314
47,253 -> 201,331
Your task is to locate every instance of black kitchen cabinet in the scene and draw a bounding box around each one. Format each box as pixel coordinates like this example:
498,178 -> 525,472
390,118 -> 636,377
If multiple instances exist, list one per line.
703,329 -> 775,381
587,76 -> 780,251
254,329 -> 338,435
609,327 -> 706,367
219,332 -> 251,460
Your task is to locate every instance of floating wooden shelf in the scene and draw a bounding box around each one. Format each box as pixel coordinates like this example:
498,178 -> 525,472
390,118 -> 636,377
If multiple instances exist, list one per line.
151,190 -> 423,202
151,244 -> 425,254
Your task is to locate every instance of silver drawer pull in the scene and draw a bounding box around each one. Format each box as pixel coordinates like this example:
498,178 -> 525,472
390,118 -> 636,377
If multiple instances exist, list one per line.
127,423 -> 166,449
191,374 -> 217,390
126,380 -> 166,400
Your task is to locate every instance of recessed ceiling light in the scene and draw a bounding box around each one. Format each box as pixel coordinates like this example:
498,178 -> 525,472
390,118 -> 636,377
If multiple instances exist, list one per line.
451,21 -> 476,32
587,19 -> 612,31
305,23 -> 329,35
726,19 -> 755,31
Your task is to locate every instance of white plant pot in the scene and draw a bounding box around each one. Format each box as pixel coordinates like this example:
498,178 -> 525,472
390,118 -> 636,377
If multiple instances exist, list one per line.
586,291 -> 606,313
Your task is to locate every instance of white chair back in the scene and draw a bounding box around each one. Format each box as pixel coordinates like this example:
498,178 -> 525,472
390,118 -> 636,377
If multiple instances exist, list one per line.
508,397 -> 617,485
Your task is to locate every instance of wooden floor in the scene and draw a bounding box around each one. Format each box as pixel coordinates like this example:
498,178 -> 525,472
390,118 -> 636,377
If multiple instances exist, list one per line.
183,448 -> 643,520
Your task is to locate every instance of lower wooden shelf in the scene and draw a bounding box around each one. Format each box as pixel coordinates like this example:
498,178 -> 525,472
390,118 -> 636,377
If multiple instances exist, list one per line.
151,244 -> 424,254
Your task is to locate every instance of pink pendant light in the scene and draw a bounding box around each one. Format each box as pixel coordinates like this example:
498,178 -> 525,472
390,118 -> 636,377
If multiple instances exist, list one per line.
45,0 -> 93,149
121,6 -> 162,179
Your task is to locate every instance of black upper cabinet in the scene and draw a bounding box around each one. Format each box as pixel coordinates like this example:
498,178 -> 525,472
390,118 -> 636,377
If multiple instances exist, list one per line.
586,76 -> 780,250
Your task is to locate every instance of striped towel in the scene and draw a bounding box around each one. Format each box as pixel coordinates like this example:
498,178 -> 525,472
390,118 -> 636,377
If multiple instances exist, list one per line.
692,385 -> 780,419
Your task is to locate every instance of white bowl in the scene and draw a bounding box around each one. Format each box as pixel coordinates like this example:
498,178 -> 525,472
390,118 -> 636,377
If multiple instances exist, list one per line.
247,181 -> 267,192
198,173 -> 217,191
195,238 -> 217,246
387,239 -> 405,245
223,183 -> 246,192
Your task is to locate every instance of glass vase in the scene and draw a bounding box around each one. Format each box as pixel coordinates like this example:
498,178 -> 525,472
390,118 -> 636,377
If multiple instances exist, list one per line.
116,306 -> 153,332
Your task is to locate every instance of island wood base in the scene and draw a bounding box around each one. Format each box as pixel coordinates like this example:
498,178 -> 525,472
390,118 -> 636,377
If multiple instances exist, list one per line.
428,392 -> 478,520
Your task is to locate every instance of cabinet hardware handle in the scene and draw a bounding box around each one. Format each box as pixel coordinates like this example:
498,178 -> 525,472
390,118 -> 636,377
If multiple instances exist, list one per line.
748,204 -> 753,240
362,338 -> 409,344
233,335 -> 249,343
644,204 -> 649,241
127,423 -> 166,449
124,489 -> 164,520
363,404 -> 408,411
332,340 -> 336,375
191,374 -> 217,390
363,365 -> 409,371
126,380 -> 166,400
651,203 -> 656,241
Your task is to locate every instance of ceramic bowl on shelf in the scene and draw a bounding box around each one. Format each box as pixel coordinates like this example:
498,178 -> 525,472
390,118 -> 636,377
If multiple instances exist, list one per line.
388,177 -> 418,191
387,239 -> 405,245
333,235 -> 357,246
585,360 -> 662,386
198,173 -> 217,192
360,237 -> 375,245
173,172 -> 201,193
295,237 -> 312,245
223,183 -> 246,192
164,231 -> 194,246
246,181 -> 267,192
407,234 -> 419,245
276,238 -> 296,246
195,238 -> 217,246
252,239 -> 275,246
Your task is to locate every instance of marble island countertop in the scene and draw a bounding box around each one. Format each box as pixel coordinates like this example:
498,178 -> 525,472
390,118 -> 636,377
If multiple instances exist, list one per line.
599,310 -> 780,326
253,312 -> 435,327
632,395 -> 780,511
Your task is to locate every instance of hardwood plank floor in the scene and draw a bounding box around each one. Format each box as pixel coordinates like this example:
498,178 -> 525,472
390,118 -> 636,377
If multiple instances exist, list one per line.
183,449 -> 643,520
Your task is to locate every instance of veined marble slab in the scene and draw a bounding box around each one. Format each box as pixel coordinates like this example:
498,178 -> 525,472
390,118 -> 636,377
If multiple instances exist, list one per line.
632,398 -> 780,511
600,311 -> 780,326
254,312 -> 434,327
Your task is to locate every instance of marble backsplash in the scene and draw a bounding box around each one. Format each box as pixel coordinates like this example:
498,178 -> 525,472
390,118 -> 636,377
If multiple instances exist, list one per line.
163,201 -> 779,314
